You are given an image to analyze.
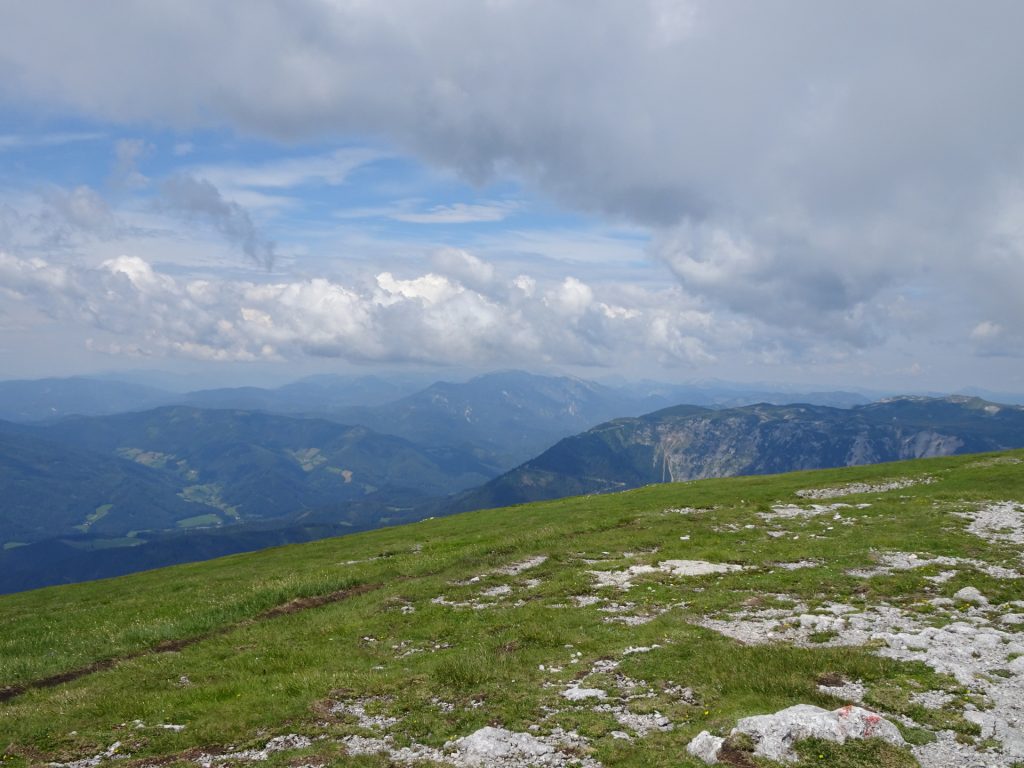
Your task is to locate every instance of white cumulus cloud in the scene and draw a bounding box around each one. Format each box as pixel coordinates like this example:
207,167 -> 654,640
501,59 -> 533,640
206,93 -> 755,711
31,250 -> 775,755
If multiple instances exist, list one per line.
0,249 -> 735,369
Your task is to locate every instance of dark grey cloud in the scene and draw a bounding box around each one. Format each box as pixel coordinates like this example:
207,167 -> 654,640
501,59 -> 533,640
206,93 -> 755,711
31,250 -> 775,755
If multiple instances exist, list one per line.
159,175 -> 276,269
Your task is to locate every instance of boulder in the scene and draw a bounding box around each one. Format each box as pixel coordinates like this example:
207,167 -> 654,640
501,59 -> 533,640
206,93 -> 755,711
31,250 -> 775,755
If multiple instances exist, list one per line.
686,731 -> 724,763
686,704 -> 905,764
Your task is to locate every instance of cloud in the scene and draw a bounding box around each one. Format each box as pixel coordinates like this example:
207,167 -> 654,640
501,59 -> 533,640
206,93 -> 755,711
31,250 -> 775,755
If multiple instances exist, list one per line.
391,201 -> 518,224
190,148 -> 382,191
110,138 -> 150,189
972,321 -> 1002,342
970,319 -> 1022,358
0,2 -> 1023,359
0,185 -> 119,252
430,248 -> 495,288
0,131 -> 105,151
0,250 -> 729,368
651,218 -> 898,345
159,175 -> 277,269
44,185 -> 117,238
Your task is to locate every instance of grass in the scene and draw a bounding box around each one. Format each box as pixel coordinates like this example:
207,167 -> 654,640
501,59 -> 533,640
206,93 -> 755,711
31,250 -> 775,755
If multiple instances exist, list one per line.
74,504 -> 113,533
175,513 -> 223,529
0,450 -> 1022,767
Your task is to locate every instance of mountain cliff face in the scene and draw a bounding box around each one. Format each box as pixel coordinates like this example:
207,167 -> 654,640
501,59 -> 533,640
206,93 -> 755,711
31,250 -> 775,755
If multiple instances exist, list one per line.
455,396 -> 1024,509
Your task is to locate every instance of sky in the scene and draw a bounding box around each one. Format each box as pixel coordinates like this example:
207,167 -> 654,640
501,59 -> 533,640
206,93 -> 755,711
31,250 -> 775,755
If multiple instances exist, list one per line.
0,1 -> 1022,393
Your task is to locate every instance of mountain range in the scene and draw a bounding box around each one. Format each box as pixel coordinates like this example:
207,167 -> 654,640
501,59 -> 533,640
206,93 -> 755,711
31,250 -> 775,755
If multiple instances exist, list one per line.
3,371 -> 1024,593
453,396 -> 1024,511
0,371 -> 875,470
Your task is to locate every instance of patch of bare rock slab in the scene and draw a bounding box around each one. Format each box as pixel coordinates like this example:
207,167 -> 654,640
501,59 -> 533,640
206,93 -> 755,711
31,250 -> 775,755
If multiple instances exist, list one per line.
590,559 -> 745,589
687,704 -> 904,763
342,726 -> 600,767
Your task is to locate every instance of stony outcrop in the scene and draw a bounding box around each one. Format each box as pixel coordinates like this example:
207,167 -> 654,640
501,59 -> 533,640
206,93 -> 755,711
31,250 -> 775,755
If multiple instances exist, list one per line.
687,704 -> 904,764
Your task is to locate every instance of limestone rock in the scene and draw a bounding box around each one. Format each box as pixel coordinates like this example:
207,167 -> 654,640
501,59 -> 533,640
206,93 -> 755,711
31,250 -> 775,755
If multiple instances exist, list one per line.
687,704 -> 905,764
452,727 -> 556,766
686,731 -> 724,764
953,586 -> 988,605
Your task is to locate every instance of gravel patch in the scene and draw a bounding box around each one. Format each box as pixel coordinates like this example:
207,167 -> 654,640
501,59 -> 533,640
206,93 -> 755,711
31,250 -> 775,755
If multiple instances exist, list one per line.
449,726 -> 600,767
773,560 -> 821,571
196,734 -> 314,766
341,734 -> 446,765
959,502 -> 1024,547
817,680 -> 866,703
847,551 -> 1022,580
761,503 -> 868,521
330,697 -> 400,730
796,476 -> 935,499
48,742 -> 124,768
911,690 -> 956,710
590,560 -> 745,590
496,556 -> 549,576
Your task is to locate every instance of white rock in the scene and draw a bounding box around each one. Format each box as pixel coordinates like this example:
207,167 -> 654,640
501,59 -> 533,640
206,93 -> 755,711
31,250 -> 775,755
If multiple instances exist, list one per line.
730,705 -> 904,763
452,727 -> 555,766
496,555 -> 548,575
954,586 -> 988,605
686,731 -> 724,764
734,705 -> 845,762
561,685 -> 606,701
589,559 -> 743,589
480,584 -> 512,598
833,705 -> 905,744
658,559 -> 745,576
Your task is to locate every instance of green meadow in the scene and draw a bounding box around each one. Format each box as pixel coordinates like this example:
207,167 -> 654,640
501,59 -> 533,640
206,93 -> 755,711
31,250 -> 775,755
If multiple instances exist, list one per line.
2,451 -> 1022,767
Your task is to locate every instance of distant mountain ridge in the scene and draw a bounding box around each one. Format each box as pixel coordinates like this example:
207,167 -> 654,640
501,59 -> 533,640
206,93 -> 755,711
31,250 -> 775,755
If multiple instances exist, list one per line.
0,374 -> 422,423
0,371 -> 881,471
452,396 -> 1024,510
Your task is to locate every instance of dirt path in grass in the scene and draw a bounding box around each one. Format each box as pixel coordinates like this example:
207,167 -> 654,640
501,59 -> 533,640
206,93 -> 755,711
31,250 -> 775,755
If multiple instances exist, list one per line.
0,582 -> 381,704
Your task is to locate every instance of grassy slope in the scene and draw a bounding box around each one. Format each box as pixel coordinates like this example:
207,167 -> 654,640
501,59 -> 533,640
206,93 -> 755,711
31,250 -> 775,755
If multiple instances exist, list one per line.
1,451 -> 1023,767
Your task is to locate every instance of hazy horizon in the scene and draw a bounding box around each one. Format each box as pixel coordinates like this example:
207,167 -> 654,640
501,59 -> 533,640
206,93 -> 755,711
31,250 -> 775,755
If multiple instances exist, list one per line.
4,365 -> 1024,407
